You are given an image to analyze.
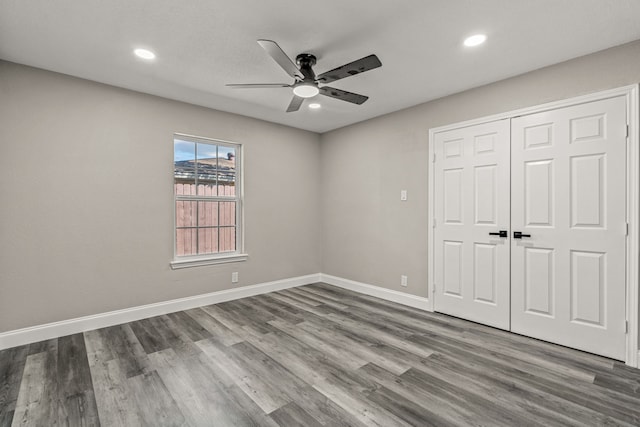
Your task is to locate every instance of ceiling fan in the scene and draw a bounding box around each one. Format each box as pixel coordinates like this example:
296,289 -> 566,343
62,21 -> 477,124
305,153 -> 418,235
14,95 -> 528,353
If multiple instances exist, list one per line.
227,40 -> 382,112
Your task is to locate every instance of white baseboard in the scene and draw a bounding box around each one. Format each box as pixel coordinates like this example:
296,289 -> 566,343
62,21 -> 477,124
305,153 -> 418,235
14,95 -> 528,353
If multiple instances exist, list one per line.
320,273 -> 433,311
0,273 -> 321,350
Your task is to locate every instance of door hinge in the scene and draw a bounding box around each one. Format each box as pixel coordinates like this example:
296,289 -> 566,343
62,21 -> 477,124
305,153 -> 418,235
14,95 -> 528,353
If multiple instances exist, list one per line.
626,124 -> 630,138
626,223 -> 629,236
433,218 -> 437,228
625,320 -> 629,334
432,153 -> 436,163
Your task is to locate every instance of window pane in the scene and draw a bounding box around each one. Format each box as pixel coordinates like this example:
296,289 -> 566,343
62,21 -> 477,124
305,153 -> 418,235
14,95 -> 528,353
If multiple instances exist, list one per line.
219,201 -> 236,226
174,140 -> 196,195
219,227 -> 236,252
218,146 -> 236,195
176,201 -> 197,227
197,201 -> 218,227
196,143 -> 217,196
198,227 -> 218,254
176,228 -> 197,256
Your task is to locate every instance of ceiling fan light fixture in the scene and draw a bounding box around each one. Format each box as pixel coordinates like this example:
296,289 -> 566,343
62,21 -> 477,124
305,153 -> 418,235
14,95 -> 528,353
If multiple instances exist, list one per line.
308,103 -> 321,109
293,83 -> 319,98
134,48 -> 156,59
464,34 -> 487,47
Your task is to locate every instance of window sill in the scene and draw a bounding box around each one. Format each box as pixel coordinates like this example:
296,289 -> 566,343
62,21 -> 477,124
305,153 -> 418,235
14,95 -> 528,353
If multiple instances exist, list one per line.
170,253 -> 249,270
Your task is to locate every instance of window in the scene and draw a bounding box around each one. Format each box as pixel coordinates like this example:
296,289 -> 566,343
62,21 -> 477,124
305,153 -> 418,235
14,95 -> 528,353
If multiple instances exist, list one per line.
171,134 -> 246,268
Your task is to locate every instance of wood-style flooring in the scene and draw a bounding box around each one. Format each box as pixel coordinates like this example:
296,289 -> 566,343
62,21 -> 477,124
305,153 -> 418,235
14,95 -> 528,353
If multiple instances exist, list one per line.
1,283 -> 639,426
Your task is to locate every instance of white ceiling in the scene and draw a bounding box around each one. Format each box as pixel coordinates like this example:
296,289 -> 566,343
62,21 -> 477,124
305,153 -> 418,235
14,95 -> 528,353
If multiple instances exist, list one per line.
2,1 -> 640,133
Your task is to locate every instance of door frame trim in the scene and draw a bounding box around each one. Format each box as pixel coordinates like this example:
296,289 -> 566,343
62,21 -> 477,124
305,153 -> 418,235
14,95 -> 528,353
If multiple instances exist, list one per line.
428,85 -> 639,367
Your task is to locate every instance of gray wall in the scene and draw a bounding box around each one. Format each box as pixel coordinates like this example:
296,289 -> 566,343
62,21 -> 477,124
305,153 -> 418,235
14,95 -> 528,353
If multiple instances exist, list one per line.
0,61 -> 321,332
320,39 -> 640,298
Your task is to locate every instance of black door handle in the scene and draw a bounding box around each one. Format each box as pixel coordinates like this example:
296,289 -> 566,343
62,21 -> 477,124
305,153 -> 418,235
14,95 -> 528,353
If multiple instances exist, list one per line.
513,231 -> 531,239
489,230 -> 508,238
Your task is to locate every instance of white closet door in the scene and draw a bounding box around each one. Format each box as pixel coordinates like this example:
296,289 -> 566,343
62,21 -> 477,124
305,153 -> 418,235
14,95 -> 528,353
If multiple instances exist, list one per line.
511,96 -> 627,360
434,120 -> 511,329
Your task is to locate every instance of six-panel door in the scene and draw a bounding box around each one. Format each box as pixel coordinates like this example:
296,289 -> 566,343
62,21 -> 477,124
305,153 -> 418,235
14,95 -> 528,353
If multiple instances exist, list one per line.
433,96 -> 628,360
434,120 -> 511,330
510,96 -> 627,360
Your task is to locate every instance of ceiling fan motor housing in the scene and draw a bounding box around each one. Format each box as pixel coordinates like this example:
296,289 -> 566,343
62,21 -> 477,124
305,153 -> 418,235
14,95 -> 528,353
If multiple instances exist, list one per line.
296,54 -> 317,83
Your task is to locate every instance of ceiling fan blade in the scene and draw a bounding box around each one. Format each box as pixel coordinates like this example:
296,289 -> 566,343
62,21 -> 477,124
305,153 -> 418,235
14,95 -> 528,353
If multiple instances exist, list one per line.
257,39 -> 303,79
320,86 -> 368,105
226,83 -> 291,89
286,95 -> 304,112
316,54 -> 382,84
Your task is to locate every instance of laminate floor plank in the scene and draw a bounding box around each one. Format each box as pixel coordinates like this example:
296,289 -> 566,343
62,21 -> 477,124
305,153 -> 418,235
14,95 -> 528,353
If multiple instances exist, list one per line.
269,401 -> 324,427
150,315 -> 202,357
465,327 -> 614,376
127,371 -> 185,426
2,283 -> 639,426
268,319 -> 367,371
308,286 -> 463,338
274,289 -> 323,307
321,310 -> 434,359
365,384 -> 465,427
286,287 -> 351,310
96,324 -> 151,378
269,292 -> 333,317
165,311 -> 213,343
301,310 -> 433,370
150,348 -> 255,426
88,357 -> 143,427
26,339 -> 57,356
196,338 -> 291,413
129,318 -> 169,355
239,328 -> 332,385
311,296 -> 429,338
182,307 -> 243,346
310,366 -> 411,427
271,288 -> 324,307
0,346 -> 27,427
286,385 -> 368,427
57,333 -> 101,426
181,351 -> 279,427
10,350 -> 57,427
612,361 -> 640,379
291,318 -> 413,375
202,302 -> 276,336
249,295 -> 306,324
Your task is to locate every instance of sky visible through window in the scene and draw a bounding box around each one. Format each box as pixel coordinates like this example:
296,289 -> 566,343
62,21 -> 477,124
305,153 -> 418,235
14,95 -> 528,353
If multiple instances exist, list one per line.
174,139 -> 235,161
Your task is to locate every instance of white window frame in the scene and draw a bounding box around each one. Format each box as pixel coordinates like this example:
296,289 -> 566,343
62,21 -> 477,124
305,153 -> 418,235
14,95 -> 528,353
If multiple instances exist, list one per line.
170,133 -> 247,269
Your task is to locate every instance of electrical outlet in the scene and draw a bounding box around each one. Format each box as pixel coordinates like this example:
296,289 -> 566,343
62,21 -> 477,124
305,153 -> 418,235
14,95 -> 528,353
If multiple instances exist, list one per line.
232,272 -> 239,283
400,190 -> 408,201
401,275 -> 408,287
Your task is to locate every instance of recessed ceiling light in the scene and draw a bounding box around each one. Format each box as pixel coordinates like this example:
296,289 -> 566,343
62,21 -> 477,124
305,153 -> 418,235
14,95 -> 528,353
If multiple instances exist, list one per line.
309,103 -> 321,109
464,34 -> 487,47
134,48 -> 156,60
292,83 -> 320,98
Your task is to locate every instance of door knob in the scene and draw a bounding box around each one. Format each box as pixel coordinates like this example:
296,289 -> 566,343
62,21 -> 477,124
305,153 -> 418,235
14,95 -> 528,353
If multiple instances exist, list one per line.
489,230 -> 508,238
513,231 -> 531,239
